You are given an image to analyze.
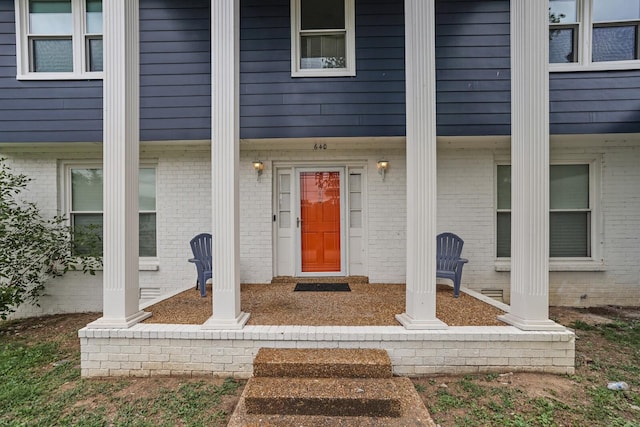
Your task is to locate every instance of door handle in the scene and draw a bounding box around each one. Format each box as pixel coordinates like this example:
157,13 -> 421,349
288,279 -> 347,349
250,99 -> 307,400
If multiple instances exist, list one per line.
297,217 -> 302,228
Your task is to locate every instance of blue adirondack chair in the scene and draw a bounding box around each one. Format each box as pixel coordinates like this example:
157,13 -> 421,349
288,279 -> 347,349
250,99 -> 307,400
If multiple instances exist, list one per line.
436,232 -> 468,298
188,233 -> 212,297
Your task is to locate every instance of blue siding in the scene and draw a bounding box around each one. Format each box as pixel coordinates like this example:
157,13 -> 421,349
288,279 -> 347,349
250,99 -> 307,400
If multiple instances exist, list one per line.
0,0 -> 102,143
550,71 -> 640,134
435,0 -> 511,136
139,0 -> 211,141
436,0 -> 640,136
2,0 -> 640,143
240,0 -> 514,138
0,0 -> 211,143
239,0 -> 406,139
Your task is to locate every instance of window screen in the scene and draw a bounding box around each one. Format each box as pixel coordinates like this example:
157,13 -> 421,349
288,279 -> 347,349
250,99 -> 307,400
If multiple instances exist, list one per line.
496,164 -> 591,258
70,167 -> 157,257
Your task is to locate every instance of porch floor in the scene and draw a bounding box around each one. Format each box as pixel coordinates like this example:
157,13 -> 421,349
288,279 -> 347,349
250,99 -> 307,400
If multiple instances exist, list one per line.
143,282 -> 507,327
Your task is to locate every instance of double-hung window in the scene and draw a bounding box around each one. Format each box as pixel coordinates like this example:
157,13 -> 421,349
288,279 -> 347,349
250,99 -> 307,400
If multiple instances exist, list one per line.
67,165 -> 157,258
497,162 -> 599,262
15,0 -> 103,79
290,0 -> 356,77
550,0 -> 640,70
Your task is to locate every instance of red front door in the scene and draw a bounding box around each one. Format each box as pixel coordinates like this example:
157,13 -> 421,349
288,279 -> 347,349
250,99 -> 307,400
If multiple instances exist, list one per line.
300,171 -> 341,272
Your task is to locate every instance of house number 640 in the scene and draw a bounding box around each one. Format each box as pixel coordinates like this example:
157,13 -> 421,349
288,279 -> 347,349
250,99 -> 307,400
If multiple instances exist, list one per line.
313,143 -> 327,150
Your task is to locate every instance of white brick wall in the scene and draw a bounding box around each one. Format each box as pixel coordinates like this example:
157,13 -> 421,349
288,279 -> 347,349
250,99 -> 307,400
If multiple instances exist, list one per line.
236,141 -> 640,306
1,152 -> 104,317
437,147 -> 505,290
594,145 -> 640,306
150,147 -> 212,292
79,324 -> 575,377
3,136 -> 640,318
1,155 -> 59,218
239,152 -> 274,283
433,142 -> 640,306
366,152 -> 407,283
13,272 -> 103,317
1,147 -> 213,318
238,147 -> 409,284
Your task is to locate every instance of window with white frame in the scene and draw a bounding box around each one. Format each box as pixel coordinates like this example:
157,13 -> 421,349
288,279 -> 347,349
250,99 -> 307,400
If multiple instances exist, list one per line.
497,163 -> 595,259
15,0 -> 102,79
290,0 -> 356,77
67,165 -> 157,257
549,0 -> 640,70
348,172 -> 362,229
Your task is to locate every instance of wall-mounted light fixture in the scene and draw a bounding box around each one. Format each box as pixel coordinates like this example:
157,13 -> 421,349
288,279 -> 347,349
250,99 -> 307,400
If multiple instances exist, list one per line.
377,160 -> 389,181
252,160 -> 264,181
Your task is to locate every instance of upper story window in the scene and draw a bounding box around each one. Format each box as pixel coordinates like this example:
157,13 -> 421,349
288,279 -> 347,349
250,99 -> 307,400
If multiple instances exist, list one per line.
549,0 -> 640,71
290,0 -> 356,77
15,0 -> 103,80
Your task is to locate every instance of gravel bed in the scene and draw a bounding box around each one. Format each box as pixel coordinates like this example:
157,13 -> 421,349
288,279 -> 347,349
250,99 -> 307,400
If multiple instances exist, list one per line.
144,282 -> 506,326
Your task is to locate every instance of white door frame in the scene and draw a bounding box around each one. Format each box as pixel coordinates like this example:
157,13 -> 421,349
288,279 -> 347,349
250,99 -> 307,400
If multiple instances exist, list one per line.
273,161 -> 368,278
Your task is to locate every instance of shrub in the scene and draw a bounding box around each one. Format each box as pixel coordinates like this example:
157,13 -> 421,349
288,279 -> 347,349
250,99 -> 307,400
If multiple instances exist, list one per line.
0,159 -> 102,319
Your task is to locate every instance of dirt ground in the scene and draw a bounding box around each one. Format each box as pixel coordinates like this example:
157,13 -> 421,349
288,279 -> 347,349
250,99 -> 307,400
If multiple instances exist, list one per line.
0,312 -> 241,424
413,305 -> 640,426
3,305 -> 639,426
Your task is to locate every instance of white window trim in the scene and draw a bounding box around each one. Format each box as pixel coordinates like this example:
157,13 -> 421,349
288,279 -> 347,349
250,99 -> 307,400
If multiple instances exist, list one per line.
494,154 -> 604,271
290,0 -> 356,77
550,0 -> 640,72
61,161 -> 158,268
14,0 -> 104,80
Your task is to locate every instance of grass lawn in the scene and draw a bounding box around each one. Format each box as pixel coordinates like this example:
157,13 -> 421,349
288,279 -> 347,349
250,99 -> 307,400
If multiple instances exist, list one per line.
413,307 -> 640,426
1,308 -> 639,426
0,313 -> 241,426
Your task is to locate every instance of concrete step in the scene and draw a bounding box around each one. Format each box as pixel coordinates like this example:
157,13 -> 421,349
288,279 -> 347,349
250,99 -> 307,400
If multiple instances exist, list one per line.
253,348 -> 392,379
227,348 -> 436,425
228,377 -> 436,426
245,377 -> 401,417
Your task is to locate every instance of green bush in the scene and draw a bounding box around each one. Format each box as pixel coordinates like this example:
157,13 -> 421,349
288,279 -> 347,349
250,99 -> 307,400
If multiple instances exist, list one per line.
0,159 -> 102,319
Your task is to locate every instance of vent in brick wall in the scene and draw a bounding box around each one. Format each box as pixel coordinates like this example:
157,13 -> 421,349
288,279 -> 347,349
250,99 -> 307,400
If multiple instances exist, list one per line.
140,287 -> 161,300
481,289 -> 504,302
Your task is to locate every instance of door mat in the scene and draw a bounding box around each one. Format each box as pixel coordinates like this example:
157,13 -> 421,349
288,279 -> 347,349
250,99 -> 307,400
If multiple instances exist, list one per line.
294,283 -> 351,292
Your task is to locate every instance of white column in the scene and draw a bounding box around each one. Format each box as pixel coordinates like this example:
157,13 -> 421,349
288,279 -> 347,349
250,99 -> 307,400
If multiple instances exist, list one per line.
498,0 -> 563,331
202,0 -> 249,329
89,0 -> 150,328
396,0 -> 446,329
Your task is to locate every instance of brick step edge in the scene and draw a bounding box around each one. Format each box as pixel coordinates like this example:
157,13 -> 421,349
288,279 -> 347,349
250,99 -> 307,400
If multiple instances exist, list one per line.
244,377 -> 402,418
253,348 -> 392,378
